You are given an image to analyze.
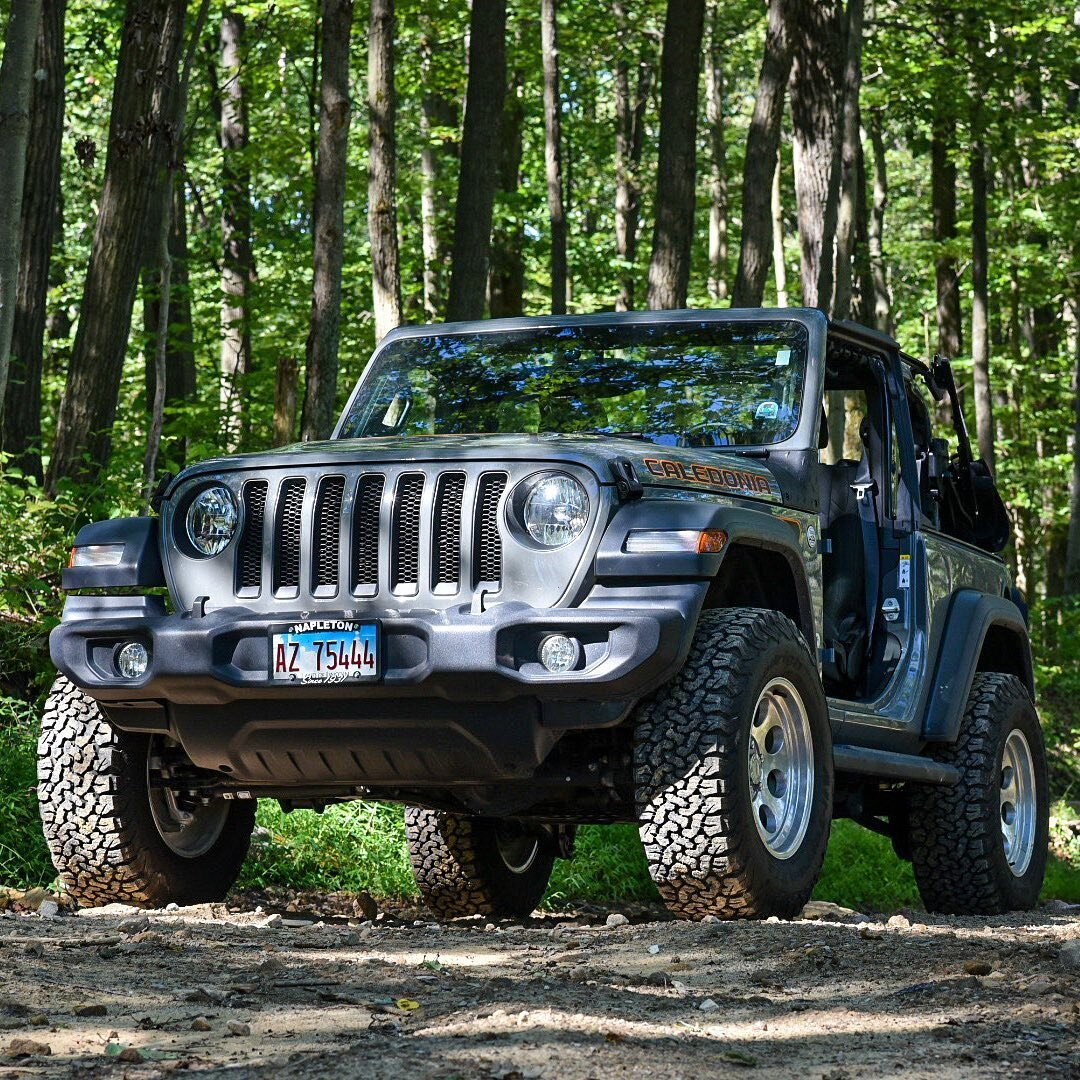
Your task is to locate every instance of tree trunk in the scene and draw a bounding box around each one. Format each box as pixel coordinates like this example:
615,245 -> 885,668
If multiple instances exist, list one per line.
220,9 -> 254,451
368,0 -> 402,341
47,0 -> 186,492
970,135 -> 993,470
488,64 -> 525,319
1065,297 -> 1080,595
830,0 -> 863,321
788,0 -> 844,312
771,151 -> 788,306
646,0 -> 706,310
704,0 -> 727,302
142,175 -> 195,468
931,105 -> 962,358
301,0 -> 355,443
541,0 -> 567,314
142,0 -> 208,505
731,0 -> 792,308
612,0 -> 651,312
273,355 -> 299,447
864,108 -> 891,333
1,0 -> 63,484
0,0 -> 45,415
446,0 -> 506,322
419,26 -> 445,321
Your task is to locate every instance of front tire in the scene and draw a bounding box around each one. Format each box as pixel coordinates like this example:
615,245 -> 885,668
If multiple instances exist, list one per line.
634,608 -> 833,920
405,808 -> 555,920
908,672 -> 1048,914
37,677 -> 255,908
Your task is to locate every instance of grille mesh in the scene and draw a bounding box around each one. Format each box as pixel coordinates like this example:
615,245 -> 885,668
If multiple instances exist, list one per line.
312,476 -> 345,589
352,474 -> 384,589
432,473 -> 466,587
475,473 -> 507,585
237,480 -> 268,591
391,474 -> 425,590
274,478 -> 306,591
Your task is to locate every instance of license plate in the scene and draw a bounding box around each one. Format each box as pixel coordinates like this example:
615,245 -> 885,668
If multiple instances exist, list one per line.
270,620 -> 378,683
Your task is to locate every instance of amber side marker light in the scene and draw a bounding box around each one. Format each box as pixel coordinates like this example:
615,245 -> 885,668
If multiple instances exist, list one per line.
623,529 -> 728,554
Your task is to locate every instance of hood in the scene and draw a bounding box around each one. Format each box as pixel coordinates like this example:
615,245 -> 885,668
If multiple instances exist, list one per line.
164,433 -> 782,505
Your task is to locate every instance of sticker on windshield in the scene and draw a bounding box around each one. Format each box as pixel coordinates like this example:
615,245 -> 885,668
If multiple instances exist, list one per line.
755,401 -> 779,420
775,349 -> 792,367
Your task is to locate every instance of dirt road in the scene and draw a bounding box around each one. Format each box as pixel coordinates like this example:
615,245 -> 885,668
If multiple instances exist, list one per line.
0,893 -> 1077,1079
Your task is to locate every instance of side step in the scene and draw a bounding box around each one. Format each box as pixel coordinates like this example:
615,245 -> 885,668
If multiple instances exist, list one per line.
833,744 -> 959,786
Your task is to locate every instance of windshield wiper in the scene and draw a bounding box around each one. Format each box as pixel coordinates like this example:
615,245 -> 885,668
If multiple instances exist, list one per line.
554,429 -> 656,442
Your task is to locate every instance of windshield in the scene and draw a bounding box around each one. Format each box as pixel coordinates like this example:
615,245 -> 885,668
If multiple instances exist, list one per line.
338,319 -> 808,447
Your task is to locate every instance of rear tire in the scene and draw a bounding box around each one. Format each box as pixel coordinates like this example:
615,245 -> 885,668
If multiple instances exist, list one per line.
634,608 -> 833,920
37,677 -> 255,908
405,808 -> 555,920
908,673 -> 1048,914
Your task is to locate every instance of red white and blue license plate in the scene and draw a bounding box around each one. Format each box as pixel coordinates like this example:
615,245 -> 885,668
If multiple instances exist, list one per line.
270,620 -> 379,684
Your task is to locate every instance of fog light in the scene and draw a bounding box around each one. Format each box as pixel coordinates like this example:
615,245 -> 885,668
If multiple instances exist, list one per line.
539,634 -> 581,673
117,642 -> 149,679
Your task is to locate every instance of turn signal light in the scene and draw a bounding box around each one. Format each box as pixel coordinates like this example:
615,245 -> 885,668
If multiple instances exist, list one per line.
624,529 -> 728,554
697,529 -> 727,553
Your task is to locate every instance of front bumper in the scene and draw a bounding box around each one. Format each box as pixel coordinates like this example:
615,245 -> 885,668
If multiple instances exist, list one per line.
50,594 -> 696,786
51,595 -> 686,707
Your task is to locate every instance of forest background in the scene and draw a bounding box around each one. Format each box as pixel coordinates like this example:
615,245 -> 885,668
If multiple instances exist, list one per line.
0,0 -> 1078,907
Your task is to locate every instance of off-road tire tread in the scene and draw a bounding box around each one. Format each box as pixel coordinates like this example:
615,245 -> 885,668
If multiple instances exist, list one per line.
908,672 -> 1047,915
37,676 -> 255,908
405,808 -> 553,920
634,608 -> 832,921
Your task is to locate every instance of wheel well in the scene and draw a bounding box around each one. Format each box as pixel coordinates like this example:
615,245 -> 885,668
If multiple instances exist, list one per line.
977,623 -> 1034,696
703,542 -> 814,646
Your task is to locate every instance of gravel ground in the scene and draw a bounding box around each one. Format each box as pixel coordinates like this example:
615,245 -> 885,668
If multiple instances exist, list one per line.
0,892 -> 1078,1079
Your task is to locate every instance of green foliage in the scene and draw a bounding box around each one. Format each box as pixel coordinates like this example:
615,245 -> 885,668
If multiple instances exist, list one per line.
0,699 -> 54,889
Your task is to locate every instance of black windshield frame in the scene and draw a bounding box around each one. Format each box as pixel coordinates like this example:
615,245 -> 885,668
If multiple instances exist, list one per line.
336,315 -> 816,449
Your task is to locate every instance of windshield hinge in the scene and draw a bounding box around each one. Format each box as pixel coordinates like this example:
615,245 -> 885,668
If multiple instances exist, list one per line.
609,458 -> 643,501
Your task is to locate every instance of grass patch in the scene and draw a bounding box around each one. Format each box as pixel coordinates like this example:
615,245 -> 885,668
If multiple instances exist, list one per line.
2,706 -> 1079,910
0,698 -> 54,889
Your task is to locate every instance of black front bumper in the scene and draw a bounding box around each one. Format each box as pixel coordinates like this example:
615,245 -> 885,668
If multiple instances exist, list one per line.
51,592 -> 698,786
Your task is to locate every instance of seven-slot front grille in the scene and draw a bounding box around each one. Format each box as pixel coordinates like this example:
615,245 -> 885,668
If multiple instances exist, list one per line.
234,469 -> 510,602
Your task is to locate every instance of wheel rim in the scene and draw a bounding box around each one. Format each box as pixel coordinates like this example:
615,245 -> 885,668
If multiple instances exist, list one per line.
493,823 -> 539,874
147,738 -> 230,859
748,677 -> 815,860
1000,728 -> 1037,878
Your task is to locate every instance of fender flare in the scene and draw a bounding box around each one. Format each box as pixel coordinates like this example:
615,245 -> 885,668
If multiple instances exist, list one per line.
594,500 -> 815,647
922,589 -> 1034,742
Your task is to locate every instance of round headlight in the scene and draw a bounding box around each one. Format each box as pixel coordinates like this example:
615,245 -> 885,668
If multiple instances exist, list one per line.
523,475 -> 589,547
185,485 -> 238,556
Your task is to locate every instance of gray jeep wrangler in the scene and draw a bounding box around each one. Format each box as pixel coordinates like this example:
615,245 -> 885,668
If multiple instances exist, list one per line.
41,309 -> 1048,920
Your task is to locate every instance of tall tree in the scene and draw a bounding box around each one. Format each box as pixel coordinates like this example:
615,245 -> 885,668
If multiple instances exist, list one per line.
1,0 -> 64,483
446,0 -> 507,322
788,0 -> 844,312
142,0 -> 210,504
368,0 -> 402,341
612,0 -> 651,311
704,0 -> 728,302
771,151 -> 788,306
931,103 -> 962,358
47,0 -> 186,491
863,109 -> 891,332
541,0 -> 567,313
142,176 -> 196,469
646,0 -> 706,310
220,9 -> 253,451
831,0 -> 864,320
418,22 -> 454,321
969,124 -> 993,469
301,0 -> 355,442
0,0 -> 44,416
731,0 -> 792,307
488,65 -> 525,318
